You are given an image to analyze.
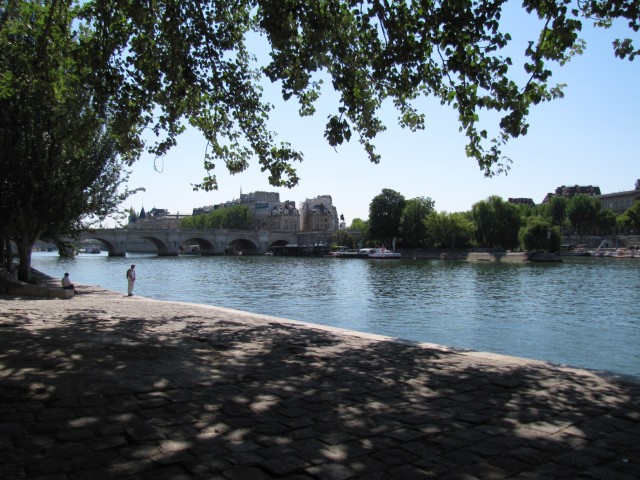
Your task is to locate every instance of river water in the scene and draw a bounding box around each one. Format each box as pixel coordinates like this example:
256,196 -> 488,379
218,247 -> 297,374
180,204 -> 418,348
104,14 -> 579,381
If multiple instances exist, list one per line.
31,251 -> 640,378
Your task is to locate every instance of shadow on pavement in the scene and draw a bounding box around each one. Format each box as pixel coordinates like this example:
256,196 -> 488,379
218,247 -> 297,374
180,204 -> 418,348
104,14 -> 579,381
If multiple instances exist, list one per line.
1,296 -> 639,479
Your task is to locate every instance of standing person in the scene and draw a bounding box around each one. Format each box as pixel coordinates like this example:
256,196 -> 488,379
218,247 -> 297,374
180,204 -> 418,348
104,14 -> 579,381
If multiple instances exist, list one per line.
61,272 -> 77,294
126,264 -> 136,296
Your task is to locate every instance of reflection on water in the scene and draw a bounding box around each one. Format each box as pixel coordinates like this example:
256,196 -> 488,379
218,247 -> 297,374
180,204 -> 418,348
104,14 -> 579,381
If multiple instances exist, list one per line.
31,252 -> 640,378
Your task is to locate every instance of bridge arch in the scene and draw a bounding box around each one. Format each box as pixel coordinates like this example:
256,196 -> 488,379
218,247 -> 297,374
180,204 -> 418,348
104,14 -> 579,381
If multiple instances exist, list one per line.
225,237 -> 259,255
135,236 -> 178,256
179,237 -> 218,255
80,236 -> 124,257
269,239 -> 290,249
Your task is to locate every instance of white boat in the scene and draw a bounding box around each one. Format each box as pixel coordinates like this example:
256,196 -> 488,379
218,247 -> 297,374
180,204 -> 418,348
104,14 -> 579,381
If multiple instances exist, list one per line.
79,246 -> 101,254
328,246 -> 366,258
366,247 -> 401,259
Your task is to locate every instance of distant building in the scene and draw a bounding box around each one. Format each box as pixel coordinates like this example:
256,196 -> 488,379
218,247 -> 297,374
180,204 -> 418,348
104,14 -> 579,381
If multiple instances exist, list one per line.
264,200 -> 300,231
300,195 -> 339,232
508,198 -> 535,206
192,205 -> 217,216
542,185 -> 602,204
148,208 -> 169,218
192,191 -> 341,232
128,207 -> 186,229
193,191 -> 301,231
239,191 -> 299,231
598,180 -> 640,215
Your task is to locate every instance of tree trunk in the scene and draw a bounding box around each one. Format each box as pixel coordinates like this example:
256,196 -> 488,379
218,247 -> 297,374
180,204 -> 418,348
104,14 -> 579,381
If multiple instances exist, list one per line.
16,236 -> 34,283
5,237 -> 13,271
1,236 -> 6,270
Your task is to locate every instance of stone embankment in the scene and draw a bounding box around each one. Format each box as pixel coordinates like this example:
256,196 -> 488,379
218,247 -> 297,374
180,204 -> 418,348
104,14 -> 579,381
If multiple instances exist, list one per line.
0,268 -> 73,299
0,275 -> 638,479
400,249 -> 561,262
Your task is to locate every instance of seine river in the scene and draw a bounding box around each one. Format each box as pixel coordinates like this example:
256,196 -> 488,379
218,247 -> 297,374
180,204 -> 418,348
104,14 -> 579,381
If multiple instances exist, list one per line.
31,251 -> 640,379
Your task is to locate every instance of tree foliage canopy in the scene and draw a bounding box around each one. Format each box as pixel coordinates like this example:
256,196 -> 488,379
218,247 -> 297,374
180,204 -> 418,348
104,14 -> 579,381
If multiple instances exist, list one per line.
180,205 -> 253,229
368,188 -> 406,245
547,195 -> 569,226
519,219 -> 561,252
400,197 -> 435,247
424,211 -> 474,249
40,0 -> 638,190
0,0 -> 140,279
471,195 -> 522,249
620,200 -> 640,231
566,194 -> 600,236
2,0 -> 638,279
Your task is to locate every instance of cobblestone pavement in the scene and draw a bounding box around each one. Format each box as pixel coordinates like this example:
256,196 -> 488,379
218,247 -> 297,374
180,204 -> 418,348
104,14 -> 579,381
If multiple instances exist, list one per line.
1,286 -> 639,479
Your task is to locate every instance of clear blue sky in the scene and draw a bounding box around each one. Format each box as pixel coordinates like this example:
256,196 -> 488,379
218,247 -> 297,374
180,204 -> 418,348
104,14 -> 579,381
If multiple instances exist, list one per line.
120,8 -> 639,227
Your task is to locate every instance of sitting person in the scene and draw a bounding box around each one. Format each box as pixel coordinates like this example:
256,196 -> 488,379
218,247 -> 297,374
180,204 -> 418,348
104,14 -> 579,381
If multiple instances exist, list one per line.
61,272 -> 78,294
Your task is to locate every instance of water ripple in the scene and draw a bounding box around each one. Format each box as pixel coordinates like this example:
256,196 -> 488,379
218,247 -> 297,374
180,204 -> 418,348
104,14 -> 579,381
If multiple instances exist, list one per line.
31,252 -> 640,377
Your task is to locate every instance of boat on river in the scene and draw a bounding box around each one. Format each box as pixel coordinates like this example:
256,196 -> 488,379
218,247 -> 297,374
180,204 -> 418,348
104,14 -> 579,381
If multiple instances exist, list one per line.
327,246 -> 402,259
78,246 -> 101,254
366,247 -> 402,259
559,244 -> 590,257
327,246 -> 367,258
612,248 -> 637,258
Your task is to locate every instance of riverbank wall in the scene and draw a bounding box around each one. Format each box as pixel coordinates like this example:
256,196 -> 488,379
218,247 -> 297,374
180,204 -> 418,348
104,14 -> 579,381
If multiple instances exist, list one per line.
0,268 -> 74,299
399,249 -> 561,262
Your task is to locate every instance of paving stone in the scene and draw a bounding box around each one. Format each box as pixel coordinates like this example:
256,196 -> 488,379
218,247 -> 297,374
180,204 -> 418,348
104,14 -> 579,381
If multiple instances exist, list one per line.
0,462 -> 25,479
223,466 -> 273,480
305,462 -> 356,480
142,464 -> 192,480
261,456 -> 310,476
1,288 -> 639,479
370,446 -> 419,466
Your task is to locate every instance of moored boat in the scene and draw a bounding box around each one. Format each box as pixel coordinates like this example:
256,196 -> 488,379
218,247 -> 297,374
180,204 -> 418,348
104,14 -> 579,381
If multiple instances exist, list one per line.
366,247 -> 402,259
79,246 -> 101,254
328,246 -> 367,258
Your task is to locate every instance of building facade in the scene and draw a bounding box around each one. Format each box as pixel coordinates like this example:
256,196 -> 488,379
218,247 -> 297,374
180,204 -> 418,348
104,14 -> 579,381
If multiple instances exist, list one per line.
238,191 -> 300,231
508,198 -> 535,206
299,195 -> 339,232
598,180 -> 640,215
128,207 -> 187,229
542,185 -> 602,204
191,192 -> 340,233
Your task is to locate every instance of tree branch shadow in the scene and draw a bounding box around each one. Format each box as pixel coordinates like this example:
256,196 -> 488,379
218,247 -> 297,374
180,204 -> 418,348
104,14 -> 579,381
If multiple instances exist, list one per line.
1,302 -> 638,479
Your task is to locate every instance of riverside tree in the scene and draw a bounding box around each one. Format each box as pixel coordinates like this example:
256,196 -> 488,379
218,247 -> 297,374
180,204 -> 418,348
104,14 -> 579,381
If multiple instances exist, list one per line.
424,211 -> 474,249
0,1 -> 140,281
181,205 -> 253,229
399,197 -> 435,248
519,219 -> 561,252
566,194 -> 600,237
547,196 -> 570,227
471,196 -> 522,250
368,189 -> 406,247
620,200 -> 640,232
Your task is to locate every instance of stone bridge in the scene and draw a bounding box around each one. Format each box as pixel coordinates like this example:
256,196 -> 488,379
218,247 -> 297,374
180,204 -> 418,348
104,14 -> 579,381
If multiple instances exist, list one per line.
79,228 -> 332,256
